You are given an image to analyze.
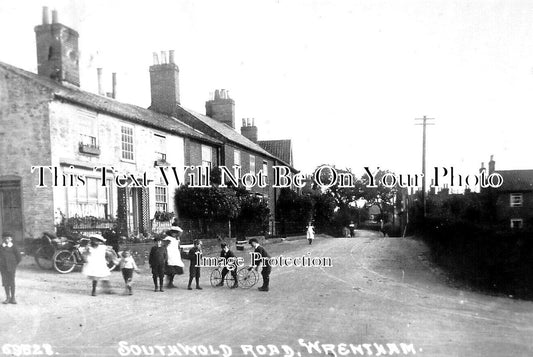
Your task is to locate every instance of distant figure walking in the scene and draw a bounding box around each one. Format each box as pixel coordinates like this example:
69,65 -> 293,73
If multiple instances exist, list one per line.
0,233 -> 21,304
306,223 -> 315,245
349,221 -> 356,237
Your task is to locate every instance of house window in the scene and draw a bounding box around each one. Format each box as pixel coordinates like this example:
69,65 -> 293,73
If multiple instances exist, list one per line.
78,109 -> 98,148
67,178 -> 112,219
155,186 -> 168,212
510,219 -> 523,229
201,145 -> 212,168
510,193 -> 523,207
234,150 -> 241,167
121,125 -> 134,161
154,133 -> 166,162
250,155 -> 255,174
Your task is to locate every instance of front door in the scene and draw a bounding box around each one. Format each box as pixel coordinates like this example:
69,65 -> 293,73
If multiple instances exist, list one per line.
0,180 -> 23,243
117,187 -> 150,236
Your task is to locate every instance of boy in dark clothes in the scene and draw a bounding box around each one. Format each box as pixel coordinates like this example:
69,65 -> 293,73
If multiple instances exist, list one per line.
187,239 -> 203,290
0,233 -> 22,304
249,238 -> 271,292
149,237 -> 167,292
217,242 -> 238,288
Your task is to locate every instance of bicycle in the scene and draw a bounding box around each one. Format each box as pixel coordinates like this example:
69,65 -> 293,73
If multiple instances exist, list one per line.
210,265 -> 259,289
53,238 -> 118,274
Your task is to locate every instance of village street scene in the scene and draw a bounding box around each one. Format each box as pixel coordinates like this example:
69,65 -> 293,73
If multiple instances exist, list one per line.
1,1 -> 533,357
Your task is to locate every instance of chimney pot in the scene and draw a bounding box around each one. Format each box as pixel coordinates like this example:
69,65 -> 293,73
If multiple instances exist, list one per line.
160,51 -> 167,64
42,6 -> 50,25
97,68 -> 104,95
112,72 -> 117,99
52,9 -> 58,24
152,52 -> 159,65
242,118 -> 246,127
169,50 -> 175,64
214,89 -> 220,100
252,118 -> 255,126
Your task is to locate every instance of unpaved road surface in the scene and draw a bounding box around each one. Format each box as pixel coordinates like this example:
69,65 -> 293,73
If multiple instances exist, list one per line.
1,232 -> 532,357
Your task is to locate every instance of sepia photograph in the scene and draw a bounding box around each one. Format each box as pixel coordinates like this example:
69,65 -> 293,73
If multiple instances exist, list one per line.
0,1 -> 533,356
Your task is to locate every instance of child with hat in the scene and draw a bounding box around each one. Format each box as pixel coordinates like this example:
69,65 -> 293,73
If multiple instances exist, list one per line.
82,234 -> 114,296
163,226 -> 184,288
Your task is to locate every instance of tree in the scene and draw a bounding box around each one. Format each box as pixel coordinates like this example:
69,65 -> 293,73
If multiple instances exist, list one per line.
174,185 -> 240,233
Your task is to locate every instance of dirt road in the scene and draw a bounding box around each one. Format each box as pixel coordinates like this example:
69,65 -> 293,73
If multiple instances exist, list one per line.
1,232 -> 532,356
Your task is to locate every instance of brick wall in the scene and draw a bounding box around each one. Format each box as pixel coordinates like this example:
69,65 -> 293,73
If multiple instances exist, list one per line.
496,191 -> 533,229
0,67 -> 55,239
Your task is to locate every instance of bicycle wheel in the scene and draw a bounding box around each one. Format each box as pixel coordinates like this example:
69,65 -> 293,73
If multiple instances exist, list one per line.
53,250 -> 77,274
237,267 -> 259,289
225,270 -> 237,288
210,268 -> 223,287
34,246 -> 55,270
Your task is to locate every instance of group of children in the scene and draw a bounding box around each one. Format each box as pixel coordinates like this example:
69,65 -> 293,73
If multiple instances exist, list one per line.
0,225 -> 271,302
82,225 -> 204,296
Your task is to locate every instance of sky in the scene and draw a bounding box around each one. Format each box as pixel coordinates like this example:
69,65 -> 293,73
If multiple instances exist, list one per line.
1,0 -> 533,185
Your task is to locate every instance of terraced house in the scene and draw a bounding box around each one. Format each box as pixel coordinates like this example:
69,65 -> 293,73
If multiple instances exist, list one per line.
0,9 -> 221,243
0,8 -> 297,243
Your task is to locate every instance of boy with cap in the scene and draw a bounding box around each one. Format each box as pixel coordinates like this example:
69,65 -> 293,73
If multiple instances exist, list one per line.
249,238 -> 271,292
217,242 -> 238,288
149,237 -> 168,292
187,239 -> 203,290
0,233 -> 21,304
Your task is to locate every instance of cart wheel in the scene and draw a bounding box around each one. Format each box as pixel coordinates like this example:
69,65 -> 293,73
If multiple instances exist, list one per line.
53,250 -> 77,274
237,267 -> 258,289
210,268 -> 223,287
34,246 -> 55,270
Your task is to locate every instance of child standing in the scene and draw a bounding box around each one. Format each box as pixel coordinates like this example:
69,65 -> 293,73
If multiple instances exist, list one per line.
149,237 -> 167,292
187,239 -> 203,290
0,233 -> 21,304
82,234 -> 114,296
119,250 -> 140,295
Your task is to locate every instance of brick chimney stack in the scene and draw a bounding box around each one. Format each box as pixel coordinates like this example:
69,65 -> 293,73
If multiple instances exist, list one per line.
206,89 -> 235,128
34,7 -> 80,87
241,118 -> 258,142
488,155 -> 495,175
149,50 -> 180,115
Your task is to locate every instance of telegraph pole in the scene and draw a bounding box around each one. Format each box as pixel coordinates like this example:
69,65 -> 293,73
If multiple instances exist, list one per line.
415,116 -> 435,218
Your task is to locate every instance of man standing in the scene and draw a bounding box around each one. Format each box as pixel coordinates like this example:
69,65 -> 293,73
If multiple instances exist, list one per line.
249,238 -> 271,292
217,243 -> 238,288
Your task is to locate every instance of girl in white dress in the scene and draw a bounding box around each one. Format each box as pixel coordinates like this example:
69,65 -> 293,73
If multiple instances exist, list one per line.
83,234 -> 113,296
163,226 -> 185,288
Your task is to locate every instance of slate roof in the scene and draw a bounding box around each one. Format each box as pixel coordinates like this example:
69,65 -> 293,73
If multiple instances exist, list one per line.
0,61 -> 221,145
176,107 -> 296,170
495,170 -> 533,191
258,140 -> 293,166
